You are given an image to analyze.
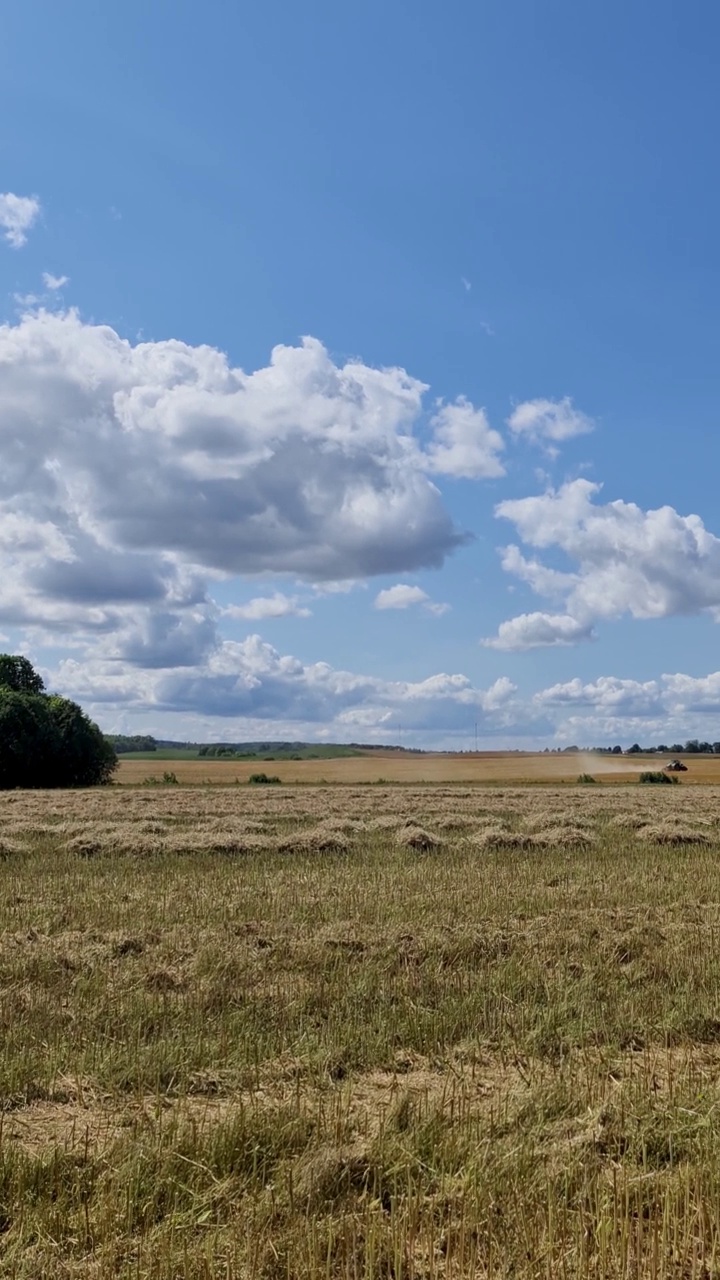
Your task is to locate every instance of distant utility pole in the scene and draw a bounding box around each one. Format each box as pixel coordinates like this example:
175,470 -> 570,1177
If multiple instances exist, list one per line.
474,722 -> 478,753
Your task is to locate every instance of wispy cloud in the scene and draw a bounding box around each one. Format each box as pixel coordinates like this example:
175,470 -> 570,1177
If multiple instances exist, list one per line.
374,584 -> 450,615
0,193 -> 41,248
222,593 -> 312,621
42,272 -> 69,290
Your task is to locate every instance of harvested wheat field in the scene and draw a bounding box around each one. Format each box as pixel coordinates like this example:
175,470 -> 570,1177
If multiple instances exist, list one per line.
5,784 -> 720,1275
116,750 -> 720,786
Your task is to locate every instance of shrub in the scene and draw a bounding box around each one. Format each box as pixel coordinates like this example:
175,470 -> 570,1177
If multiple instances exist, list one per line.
248,772 -> 281,785
577,773 -> 597,784
639,771 -> 678,785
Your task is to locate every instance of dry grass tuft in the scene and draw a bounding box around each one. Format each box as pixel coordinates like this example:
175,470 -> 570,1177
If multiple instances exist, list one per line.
395,824 -> 441,851
472,827 -> 532,851
637,822 -> 712,845
302,822 -> 353,854
167,831 -> 268,856
292,1144 -> 373,1209
607,812 -> 648,831
64,832 -> 104,858
0,836 -> 23,858
531,824 -> 597,847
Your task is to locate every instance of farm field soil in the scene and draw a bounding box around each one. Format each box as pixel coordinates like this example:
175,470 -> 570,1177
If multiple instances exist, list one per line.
116,750 -> 720,785
4,784 -> 720,1275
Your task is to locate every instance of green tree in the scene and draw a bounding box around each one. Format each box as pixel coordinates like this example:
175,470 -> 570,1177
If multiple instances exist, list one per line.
0,655 -> 117,789
0,691 -> 57,789
0,654 -> 45,696
46,696 -> 118,787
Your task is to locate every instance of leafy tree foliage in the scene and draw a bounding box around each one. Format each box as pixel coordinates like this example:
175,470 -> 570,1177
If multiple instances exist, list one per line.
0,654 -> 45,696
0,692 -> 58,789
0,656 -> 117,789
46,696 -> 118,786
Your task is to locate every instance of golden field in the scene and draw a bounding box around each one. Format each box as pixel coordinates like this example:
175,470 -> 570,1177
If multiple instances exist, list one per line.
117,750 -> 720,786
3,782 -> 720,1275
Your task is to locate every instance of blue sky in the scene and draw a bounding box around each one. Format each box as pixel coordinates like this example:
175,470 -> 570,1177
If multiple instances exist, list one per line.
2,0 -> 720,747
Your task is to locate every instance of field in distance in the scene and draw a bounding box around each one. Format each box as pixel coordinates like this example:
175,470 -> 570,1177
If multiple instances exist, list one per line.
116,749 -> 720,785
3,782 -> 720,1274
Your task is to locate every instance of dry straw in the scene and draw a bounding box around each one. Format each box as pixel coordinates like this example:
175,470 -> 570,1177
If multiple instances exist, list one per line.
3,782 -> 720,1271
395,825 -> 441,851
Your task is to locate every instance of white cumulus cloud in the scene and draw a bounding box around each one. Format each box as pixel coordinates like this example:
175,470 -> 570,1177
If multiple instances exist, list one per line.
0,312 -> 477,587
484,479 -> 720,649
483,611 -> 595,651
662,671 -> 720,714
535,676 -> 662,716
527,669 -> 720,748
0,193 -> 41,248
374,584 -> 450,615
425,398 -> 505,479
0,310 -> 511,660
40,620 -> 720,748
375,584 -> 428,609
50,634 -> 531,742
507,397 -> 593,445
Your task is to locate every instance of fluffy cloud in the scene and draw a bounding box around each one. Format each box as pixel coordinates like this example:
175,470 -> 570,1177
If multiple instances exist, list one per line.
374,584 -> 450,615
107,609 -> 217,669
535,676 -> 662,716
424,398 -> 505,479
662,672 -> 720,714
222,593 -> 312,621
0,310 -> 513,654
507,397 -> 593,445
484,480 -> 720,648
483,612 -> 594,651
526,671 -> 720,749
530,671 -> 720,746
375,584 -> 428,609
51,636 -> 531,739
0,193 -> 40,248
43,628 -> 720,747
0,315 -> 471,590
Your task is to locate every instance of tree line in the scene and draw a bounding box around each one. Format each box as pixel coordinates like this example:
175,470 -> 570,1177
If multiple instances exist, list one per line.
107,734 -> 158,754
593,741 -> 720,755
